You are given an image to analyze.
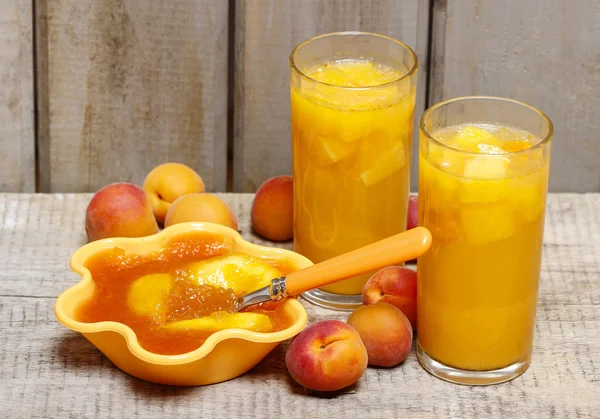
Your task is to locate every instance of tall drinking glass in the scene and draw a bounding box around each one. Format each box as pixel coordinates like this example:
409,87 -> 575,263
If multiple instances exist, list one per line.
290,32 -> 418,310
416,96 -> 553,385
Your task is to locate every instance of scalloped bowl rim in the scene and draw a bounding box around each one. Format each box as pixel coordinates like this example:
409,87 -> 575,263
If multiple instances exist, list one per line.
55,222 -> 312,366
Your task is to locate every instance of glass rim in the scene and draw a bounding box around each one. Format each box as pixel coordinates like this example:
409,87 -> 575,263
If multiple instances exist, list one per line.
419,95 -> 554,157
289,31 -> 419,91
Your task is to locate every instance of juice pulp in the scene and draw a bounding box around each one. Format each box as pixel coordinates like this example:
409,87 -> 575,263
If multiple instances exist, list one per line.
292,60 -> 416,294
417,125 -> 549,370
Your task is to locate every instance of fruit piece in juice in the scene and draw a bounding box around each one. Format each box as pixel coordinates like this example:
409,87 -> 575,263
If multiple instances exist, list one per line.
321,135 -> 358,163
510,169 -> 547,222
460,158 -> 510,203
419,153 -> 460,213
127,273 -> 173,318
294,87 -> 374,144
186,253 -> 282,295
426,141 -> 445,167
426,141 -> 468,176
163,311 -> 273,333
460,203 -> 517,245
450,126 -> 505,154
336,111 -> 375,143
508,146 -> 544,175
303,131 -> 359,166
463,157 -> 507,179
300,60 -> 406,143
291,89 -> 335,138
431,125 -> 505,175
307,60 -> 402,87
434,124 -> 530,203
360,142 -> 406,186
496,126 -> 538,152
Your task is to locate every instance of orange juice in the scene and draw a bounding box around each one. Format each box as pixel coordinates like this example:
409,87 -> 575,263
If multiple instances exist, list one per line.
417,123 -> 551,373
291,59 -> 417,297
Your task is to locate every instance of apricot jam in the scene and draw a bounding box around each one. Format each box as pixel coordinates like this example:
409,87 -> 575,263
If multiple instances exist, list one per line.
77,232 -> 293,355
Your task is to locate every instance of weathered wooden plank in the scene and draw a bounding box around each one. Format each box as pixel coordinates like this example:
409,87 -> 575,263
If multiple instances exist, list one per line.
429,0 -> 600,192
0,0 -> 35,192
35,0 -> 228,193
234,0 -> 429,192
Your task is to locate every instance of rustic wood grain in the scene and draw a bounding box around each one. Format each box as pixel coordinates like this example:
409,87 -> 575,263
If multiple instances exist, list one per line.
0,0 -> 35,192
35,0 -> 228,193
429,0 -> 600,193
233,0 -> 429,192
0,193 -> 599,418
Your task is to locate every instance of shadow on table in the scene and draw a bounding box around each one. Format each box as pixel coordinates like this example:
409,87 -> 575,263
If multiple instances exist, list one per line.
55,332 -> 195,397
126,377 -> 196,399
56,331 -> 110,371
56,330 -> 359,398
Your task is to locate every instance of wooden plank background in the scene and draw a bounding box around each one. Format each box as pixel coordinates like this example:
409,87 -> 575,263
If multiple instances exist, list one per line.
429,0 -> 600,193
0,0 -> 35,192
233,0 -> 430,192
0,0 -> 599,193
35,0 -> 228,193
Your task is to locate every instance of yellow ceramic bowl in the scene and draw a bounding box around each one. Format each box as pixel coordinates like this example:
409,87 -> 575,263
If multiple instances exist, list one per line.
55,222 -> 311,386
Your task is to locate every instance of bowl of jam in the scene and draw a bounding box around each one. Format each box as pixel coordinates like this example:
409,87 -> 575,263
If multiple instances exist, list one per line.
55,222 -> 311,386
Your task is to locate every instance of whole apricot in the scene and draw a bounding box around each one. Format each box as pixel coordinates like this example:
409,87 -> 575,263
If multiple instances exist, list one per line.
85,182 -> 159,242
285,320 -> 368,392
406,195 -> 419,263
347,302 -> 413,367
251,175 -> 293,241
143,162 -> 205,224
164,193 -> 238,230
362,266 -> 417,329
407,195 -> 419,230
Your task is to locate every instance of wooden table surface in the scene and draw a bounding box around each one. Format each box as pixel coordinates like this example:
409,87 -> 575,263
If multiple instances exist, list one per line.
1,193 -> 599,418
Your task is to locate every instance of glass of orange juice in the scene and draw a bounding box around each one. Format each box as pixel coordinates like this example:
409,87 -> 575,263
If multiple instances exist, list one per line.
289,32 -> 418,310
416,96 -> 553,385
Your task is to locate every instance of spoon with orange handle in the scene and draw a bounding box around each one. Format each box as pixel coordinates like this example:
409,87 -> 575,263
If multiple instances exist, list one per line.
239,226 -> 432,310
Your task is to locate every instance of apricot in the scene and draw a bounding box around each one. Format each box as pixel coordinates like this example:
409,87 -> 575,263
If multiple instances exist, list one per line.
85,182 -> 159,242
347,302 -> 413,367
127,273 -> 173,317
251,175 -> 293,241
406,195 -> 419,263
163,312 -> 273,333
407,195 -> 418,230
143,162 -> 205,224
362,266 -> 417,329
187,253 -> 282,295
285,320 -> 368,392
164,193 -> 238,230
